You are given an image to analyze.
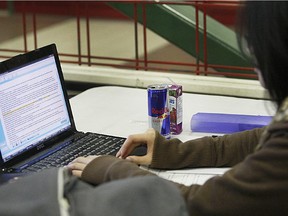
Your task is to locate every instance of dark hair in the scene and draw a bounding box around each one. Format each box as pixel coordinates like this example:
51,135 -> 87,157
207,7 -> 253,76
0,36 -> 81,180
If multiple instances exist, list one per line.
238,1 -> 288,107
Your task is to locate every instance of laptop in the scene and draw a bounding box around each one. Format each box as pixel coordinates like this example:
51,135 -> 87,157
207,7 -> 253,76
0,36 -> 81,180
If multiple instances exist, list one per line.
0,44 -> 144,178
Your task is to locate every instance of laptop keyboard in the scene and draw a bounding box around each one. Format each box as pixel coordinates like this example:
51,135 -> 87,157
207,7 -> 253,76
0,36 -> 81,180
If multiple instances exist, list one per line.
21,133 -> 125,173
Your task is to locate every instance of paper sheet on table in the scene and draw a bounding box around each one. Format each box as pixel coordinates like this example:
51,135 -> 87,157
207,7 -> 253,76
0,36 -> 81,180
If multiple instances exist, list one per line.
141,167 -> 230,186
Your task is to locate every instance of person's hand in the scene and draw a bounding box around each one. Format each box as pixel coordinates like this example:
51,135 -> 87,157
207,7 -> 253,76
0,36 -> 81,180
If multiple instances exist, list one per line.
67,155 -> 99,177
116,128 -> 156,166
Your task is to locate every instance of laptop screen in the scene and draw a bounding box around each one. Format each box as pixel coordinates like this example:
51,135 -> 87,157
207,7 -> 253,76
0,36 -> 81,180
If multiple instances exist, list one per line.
0,52 -> 71,163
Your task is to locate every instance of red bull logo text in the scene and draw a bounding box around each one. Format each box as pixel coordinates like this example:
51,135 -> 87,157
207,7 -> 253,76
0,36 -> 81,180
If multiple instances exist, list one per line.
151,107 -> 169,115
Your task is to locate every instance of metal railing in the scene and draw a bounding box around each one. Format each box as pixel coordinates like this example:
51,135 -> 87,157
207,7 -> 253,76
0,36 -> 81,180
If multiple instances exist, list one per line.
0,1 -> 256,79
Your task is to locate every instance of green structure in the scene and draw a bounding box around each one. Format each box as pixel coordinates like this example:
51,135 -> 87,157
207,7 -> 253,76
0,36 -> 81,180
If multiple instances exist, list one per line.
108,2 -> 254,78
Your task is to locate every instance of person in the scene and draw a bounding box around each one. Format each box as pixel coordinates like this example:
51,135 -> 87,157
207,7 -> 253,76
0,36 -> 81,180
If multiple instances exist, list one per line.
67,2 -> 288,215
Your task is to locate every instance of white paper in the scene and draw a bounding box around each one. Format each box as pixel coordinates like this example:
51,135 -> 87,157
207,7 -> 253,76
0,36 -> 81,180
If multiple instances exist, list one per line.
141,167 -> 230,186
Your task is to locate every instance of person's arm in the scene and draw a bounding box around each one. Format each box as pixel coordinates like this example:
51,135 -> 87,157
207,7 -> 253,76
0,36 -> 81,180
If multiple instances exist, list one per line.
70,134 -> 288,216
116,127 -> 264,170
151,127 -> 264,169
80,156 -> 157,184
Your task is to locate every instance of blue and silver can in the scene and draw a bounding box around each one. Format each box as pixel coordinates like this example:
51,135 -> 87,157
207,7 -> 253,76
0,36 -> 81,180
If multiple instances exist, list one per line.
147,84 -> 170,139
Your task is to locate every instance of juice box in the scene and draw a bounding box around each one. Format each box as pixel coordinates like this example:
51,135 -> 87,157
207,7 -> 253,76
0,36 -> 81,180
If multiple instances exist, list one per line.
169,85 -> 183,134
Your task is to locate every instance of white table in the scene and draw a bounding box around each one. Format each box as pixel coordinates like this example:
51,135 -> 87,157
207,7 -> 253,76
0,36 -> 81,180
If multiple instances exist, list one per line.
69,86 -> 275,141
1,86 -> 275,185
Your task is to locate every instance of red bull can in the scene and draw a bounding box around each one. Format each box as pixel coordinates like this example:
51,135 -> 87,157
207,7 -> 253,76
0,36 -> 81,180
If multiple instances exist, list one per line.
147,84 -> 170,139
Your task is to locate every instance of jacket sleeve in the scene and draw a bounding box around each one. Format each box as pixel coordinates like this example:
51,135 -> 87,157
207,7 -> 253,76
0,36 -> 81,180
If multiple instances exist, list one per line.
81,130 -> 288,216
81,156 -> 157,185
151,127 -> 264,169
175,133 -> 288,216
81,127 -> 264,185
